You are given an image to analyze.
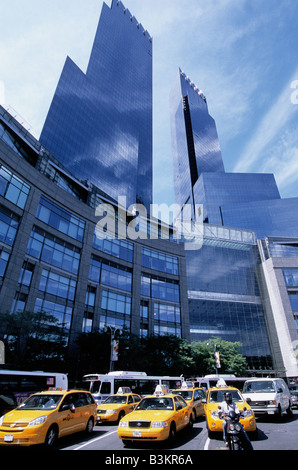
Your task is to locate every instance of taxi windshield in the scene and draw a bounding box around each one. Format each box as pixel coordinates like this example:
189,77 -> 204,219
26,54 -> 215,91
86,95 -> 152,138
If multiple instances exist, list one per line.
103,396 -> 127,404
242,381 -> 275,393
135,397 -> 174,411
18,394 -> 63,410
209,389 -> 243,403
173,390 -> 192,400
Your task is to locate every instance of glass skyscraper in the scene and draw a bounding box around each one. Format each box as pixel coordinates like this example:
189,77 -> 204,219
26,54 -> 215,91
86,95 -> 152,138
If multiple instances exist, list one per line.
170,69 -> 224,219
40,0 -> 153,211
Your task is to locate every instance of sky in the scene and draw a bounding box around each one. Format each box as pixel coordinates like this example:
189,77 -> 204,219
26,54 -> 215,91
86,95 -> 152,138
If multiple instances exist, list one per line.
1,0 -> 298,210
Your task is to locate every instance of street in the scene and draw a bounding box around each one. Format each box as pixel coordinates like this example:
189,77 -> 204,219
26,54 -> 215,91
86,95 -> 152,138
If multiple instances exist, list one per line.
51,410 -> 298,451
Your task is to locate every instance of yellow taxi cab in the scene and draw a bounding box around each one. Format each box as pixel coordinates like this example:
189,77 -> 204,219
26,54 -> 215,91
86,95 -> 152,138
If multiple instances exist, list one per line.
0,389 -> 97,447
97,387 -> 141,423
118,385 -> 193,445
172,381 -> 206,420
204,384 -> 257,437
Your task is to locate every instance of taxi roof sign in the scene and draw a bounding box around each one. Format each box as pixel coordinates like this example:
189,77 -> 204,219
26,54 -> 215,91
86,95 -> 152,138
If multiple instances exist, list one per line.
181,381 -> 194,389
154,385 -> 168,396
117,387 -> 132,395
216,378 -> 227,388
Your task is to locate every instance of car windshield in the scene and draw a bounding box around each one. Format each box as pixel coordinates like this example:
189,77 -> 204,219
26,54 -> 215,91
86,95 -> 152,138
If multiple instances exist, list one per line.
209,389 -> 243,403
103,396 -> 127,404
243,381 -> 275,393
135,397 -> 174,411
18,394 -> 63,410
173,390 -> 192,400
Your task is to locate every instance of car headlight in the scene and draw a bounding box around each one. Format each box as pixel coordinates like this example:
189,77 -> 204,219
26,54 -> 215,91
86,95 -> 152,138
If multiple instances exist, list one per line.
28,415 -> 48,426
211,410 -> 219,418
0,415 -> 4,426
119,421 -> 128,427
151,421 -> 168,428
106,410 -> 116,414
242,409 -> 252,417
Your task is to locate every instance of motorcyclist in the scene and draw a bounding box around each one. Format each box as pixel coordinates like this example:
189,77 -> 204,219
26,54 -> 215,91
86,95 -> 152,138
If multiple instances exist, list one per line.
220,391 -> 253,450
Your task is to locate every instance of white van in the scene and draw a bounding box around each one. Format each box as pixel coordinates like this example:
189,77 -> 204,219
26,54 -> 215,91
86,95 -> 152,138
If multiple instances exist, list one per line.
242,378 -> 292,418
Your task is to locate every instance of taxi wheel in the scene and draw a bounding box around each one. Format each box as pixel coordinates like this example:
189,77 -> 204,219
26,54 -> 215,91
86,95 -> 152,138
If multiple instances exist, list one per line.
86,417 -> 94,434
44,425 -> 58,448
168,422 -> 176,440
118,411 -> 125,423
188,414 -> 194,430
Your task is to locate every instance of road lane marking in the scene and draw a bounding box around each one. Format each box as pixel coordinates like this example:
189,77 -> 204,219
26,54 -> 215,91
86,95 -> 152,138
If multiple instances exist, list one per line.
204,437 -> 210,450
74,430 -> 118,450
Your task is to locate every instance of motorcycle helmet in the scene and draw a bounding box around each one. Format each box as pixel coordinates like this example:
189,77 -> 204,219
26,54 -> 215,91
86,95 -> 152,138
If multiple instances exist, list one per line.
224,391 -> 233,404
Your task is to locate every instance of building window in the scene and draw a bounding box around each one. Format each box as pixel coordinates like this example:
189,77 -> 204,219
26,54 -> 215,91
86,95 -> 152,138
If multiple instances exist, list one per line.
0,206 -> 19,246
18,261 -> 34,288
141,274 -> 180,302
82,312 -> 94,333
0,250 -> 10,281
36,196 -> 85,242
93,230 -> 133,262
283,269 -> 298,287
89,256 -> 101,282
153,303 -> 181,338
11,292 -> 28,313
26,227 -> 81,275
101,262 -> 132,292
38,269 -> 76,302
0,164 -> 30,209
34,298 -> 73,337
88,256 -> 132,292
288,292 -> 298,311
101,290 -> 131,316
142,247 -> 178,275
85,286 -> 96,309
140,300 -> 149,337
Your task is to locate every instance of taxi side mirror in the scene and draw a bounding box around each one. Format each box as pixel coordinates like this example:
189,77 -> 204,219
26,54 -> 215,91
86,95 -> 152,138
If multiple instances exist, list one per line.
61,403 -> 76,413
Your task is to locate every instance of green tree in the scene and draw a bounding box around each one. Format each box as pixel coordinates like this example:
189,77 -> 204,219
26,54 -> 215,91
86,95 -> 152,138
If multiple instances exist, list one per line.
191,337 -> 247,376
0,310 -> 67,371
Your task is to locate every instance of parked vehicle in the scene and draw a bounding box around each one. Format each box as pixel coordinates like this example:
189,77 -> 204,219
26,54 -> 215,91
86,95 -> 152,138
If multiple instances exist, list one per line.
0,389 -> 97,447
289,385 -> 298,409
242,378 -> 292,418
204,385 -> 257,437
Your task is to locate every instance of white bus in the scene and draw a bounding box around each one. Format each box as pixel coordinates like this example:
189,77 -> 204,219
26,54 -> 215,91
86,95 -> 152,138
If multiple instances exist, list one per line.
83,371 -> 183,404
193,374 -> 254,391
0,369 -> 68,410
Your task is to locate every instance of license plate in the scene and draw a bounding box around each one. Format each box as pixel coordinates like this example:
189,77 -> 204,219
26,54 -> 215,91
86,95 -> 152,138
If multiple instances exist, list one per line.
4,435 -> 14,442
132,430 -> 142,437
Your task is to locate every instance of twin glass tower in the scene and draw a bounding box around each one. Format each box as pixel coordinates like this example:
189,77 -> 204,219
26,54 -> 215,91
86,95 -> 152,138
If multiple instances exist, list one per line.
40,0 -> 153,212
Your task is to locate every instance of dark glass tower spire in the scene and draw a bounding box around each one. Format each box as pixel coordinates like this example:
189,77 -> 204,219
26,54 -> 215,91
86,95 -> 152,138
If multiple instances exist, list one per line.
170,68 -> 224,216
40,0 -> 153,210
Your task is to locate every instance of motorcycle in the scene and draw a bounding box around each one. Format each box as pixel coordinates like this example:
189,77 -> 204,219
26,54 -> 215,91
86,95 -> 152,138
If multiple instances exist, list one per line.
218,406 -> 253,451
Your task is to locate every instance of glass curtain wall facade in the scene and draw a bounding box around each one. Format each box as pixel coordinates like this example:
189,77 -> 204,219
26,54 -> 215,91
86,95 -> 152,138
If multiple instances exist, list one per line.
186,225 -> 273,372
0,105 -> 188,352
40,0 -> 153,211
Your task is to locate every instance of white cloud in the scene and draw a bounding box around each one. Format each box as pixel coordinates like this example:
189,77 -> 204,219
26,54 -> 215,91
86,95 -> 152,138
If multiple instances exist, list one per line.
233,67 -> 298,173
